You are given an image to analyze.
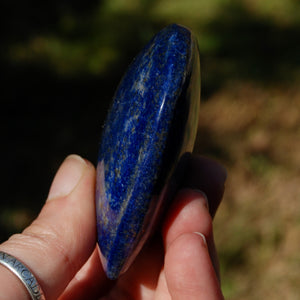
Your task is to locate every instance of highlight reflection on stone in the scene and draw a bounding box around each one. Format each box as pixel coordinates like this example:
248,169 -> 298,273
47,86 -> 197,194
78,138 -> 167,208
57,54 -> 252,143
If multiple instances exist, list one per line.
96,24 -> 200,280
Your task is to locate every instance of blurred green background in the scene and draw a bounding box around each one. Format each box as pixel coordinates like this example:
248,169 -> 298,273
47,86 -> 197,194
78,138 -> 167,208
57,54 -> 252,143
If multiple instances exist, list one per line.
1,0 -> 299,298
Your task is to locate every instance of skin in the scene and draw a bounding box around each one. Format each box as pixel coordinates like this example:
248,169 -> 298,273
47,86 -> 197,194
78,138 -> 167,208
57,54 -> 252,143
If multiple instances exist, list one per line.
0,154 -> 226,299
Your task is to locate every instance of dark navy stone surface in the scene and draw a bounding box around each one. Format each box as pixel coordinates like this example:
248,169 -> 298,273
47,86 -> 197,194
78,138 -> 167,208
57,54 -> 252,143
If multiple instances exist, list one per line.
96,24 -> 200,280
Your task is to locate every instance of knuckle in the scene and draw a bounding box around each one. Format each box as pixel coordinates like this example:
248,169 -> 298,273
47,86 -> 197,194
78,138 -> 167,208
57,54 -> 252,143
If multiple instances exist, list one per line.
17,221 -> 77,276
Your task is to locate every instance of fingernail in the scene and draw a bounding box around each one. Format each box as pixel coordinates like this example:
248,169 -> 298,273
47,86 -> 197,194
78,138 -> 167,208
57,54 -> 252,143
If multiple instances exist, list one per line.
47,155 -> 87,201
193,232 -> 207,247
193,189 -> 209,210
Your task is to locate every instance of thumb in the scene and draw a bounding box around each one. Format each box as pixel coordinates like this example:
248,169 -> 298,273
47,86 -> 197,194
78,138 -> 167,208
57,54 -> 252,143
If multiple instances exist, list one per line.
0,155 -> 97,300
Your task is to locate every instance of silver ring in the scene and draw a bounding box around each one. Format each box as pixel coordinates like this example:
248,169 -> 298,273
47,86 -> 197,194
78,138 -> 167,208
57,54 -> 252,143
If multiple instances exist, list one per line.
0,251 -> 46,300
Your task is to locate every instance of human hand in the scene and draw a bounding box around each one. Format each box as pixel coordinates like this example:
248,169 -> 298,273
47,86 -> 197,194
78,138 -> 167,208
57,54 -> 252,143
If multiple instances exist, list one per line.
0,154 -> 225,299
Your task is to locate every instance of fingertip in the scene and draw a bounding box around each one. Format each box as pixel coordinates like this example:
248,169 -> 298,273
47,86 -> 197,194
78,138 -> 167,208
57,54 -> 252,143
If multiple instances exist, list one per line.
163,189 -> 212,250
162,188 -> 222,289
165,232 -> 223,300
47,154 -> 95,201
181,154 -> 227,218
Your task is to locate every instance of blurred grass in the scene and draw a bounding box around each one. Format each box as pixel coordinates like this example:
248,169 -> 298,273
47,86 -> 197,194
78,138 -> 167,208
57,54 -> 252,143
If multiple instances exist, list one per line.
1,0 -> 300,298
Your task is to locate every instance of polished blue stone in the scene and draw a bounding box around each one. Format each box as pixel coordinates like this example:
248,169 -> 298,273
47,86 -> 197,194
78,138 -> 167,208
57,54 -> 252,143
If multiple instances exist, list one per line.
96,24 -> 200,280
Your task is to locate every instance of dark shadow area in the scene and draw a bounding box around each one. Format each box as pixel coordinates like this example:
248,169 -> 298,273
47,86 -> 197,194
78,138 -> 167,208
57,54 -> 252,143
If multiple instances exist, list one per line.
0,0 -> 102,45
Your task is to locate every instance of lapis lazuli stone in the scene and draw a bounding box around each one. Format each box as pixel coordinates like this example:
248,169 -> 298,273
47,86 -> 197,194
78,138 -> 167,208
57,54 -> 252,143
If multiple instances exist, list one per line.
96,24 -> 200,280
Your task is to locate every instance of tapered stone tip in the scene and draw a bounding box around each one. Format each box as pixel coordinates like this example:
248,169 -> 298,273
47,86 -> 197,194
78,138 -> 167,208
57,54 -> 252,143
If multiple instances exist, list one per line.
96,24 -> 200,280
